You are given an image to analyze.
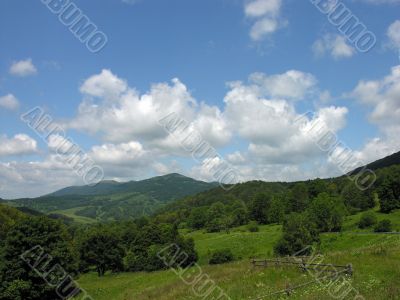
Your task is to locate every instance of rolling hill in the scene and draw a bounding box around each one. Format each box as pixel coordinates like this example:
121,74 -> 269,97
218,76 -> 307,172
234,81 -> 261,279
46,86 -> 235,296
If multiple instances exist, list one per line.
5,173 -> 218,222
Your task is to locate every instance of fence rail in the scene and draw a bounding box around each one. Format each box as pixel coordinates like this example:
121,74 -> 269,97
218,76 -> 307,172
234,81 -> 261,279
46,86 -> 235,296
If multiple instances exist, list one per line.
250,257 -> 354,299
251,257 -> 353,275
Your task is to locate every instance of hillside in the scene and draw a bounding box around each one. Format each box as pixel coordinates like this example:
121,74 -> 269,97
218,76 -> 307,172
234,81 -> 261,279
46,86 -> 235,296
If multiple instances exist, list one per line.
154,150 -> 400,228
6,173 -> 218,222
351,150 -> 400,173
75,211 -> 400,300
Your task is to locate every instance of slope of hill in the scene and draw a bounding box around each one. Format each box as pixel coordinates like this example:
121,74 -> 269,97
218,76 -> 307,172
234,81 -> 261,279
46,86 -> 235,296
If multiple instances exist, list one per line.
75,215 -> 400,300
6,173 -> 218,222
48,180 -> 122,197
155,150 -> 400,226
351,150 -> 400,174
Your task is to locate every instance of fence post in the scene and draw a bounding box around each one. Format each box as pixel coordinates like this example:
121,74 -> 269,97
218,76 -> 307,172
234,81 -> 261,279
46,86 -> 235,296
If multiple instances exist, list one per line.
346,264 -> 353,276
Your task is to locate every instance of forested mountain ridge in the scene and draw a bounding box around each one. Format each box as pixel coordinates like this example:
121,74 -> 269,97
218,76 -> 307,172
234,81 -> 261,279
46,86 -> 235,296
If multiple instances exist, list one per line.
154,151 -> 400,233
5,173 -> 218,222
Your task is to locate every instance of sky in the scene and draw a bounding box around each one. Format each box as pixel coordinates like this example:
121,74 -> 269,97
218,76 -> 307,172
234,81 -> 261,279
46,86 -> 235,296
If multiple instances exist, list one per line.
0,0 -> 400,199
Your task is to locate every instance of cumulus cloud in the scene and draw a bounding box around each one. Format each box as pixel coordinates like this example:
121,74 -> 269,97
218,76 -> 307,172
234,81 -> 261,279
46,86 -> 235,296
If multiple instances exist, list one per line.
0,69 -> 356,198
312,34 -> 356,59
68,69 -> 229,153
244,0 -> 284,41
350,66 -> 400,163
0,134 -> 38,157
386,20 -> 400,50
9,59 -> 37,77
0,94 -> 20,110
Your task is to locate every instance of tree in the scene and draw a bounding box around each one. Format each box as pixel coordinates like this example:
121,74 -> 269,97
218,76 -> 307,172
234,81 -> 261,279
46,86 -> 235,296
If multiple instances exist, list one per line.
249,193 -> 271,224
378,176 -> 400,213
78,228 -> 124,276
274,213 -> 319,256
187,207 -> 208,230
267,196 -> 285,224
341,183 -> 374,212
0,216 -> 76,300
289,183 -> 309,212
307,193 -> 346,232
230,200 -> 249,227
358,211 -> 377,229
374,219 -> 392,233
209,249 -> 234,265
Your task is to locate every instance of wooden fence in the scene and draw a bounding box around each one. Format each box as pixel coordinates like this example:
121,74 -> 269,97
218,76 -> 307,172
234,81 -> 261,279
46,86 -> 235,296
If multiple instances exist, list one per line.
251,257 -> 353,276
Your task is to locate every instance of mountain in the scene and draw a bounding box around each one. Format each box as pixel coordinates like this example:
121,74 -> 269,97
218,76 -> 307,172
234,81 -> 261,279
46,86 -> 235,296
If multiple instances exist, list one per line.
48,180 -> 122,197
48,173 -> 217,201
155,150 -> 400,223
6,174 -> 218,223
350,150 -> 400,174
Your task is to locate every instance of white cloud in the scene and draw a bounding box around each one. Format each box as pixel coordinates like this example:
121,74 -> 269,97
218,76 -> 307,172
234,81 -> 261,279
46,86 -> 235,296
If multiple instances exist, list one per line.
9,59 -> 37,77
0,69 -> 357,198
0,134 -> 38,157
0,94 -> 20,110
350,66 -> 400,163
80,69 -> 128,100
224,71 -> 348,166
313,34 -> 355,59
68,70 -> 229,154
244,0 -> 284,41
387,20 -> 400,49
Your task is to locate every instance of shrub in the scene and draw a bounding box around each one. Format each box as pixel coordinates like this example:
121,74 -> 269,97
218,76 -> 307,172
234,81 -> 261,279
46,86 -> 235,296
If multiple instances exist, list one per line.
374,219 -> 392,232
247,221 -> 259,232
358,211 -> 378,229
209,249 -> 234,265
274,213 -> 319,256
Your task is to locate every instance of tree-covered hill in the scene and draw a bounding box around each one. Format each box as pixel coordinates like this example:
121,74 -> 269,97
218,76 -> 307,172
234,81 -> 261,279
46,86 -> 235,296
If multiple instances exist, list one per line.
5,173 -> 218,222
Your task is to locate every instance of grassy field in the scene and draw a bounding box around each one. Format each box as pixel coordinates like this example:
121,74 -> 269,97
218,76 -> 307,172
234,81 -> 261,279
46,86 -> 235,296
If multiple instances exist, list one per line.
75,211 -> 400,300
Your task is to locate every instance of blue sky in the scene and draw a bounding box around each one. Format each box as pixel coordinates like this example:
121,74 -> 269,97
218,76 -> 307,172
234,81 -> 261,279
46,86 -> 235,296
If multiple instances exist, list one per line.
0,0 -> 400,198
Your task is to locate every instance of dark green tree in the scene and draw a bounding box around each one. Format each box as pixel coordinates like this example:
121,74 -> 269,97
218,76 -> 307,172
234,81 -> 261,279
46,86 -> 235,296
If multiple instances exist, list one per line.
274,213 -> 319,256
289,183 -> 310,212
358,211 -> 377,229
78,228 -> 124,277
249,193 -> 271,224
307,193 -> 345,232
0,216 -> 77,300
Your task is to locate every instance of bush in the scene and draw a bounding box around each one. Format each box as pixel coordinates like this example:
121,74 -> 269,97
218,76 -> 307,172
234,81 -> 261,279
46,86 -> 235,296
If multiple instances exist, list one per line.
374,219 -> 392,232
209,249 -> 234,265
358,211 -> 378,229
247,221 -> 259,232
274,213 -> 319,256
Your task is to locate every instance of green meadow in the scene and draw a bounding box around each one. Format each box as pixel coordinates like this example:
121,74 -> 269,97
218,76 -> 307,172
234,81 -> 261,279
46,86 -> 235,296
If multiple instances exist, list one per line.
75,211 -> 400,300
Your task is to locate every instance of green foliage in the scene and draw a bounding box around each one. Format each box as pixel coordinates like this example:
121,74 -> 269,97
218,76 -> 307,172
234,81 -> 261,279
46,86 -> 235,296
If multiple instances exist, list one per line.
274,213 -> 319,256
341,183 -> 374,212
78,227 -> 125,276
289,183 -> 309,212
247,221 -> 259,232
249,193 -> 271,224
0,216 -> 76,300
124,223 -> 197,272
9,174 -> 217,222
0,204 -> 26,242
307,193 -> 346,232
358,211 -> 378,229
374,219 -> 392,232
209,249 -> 234,265
378,168 -> 400,213
187,207 -> 208,230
